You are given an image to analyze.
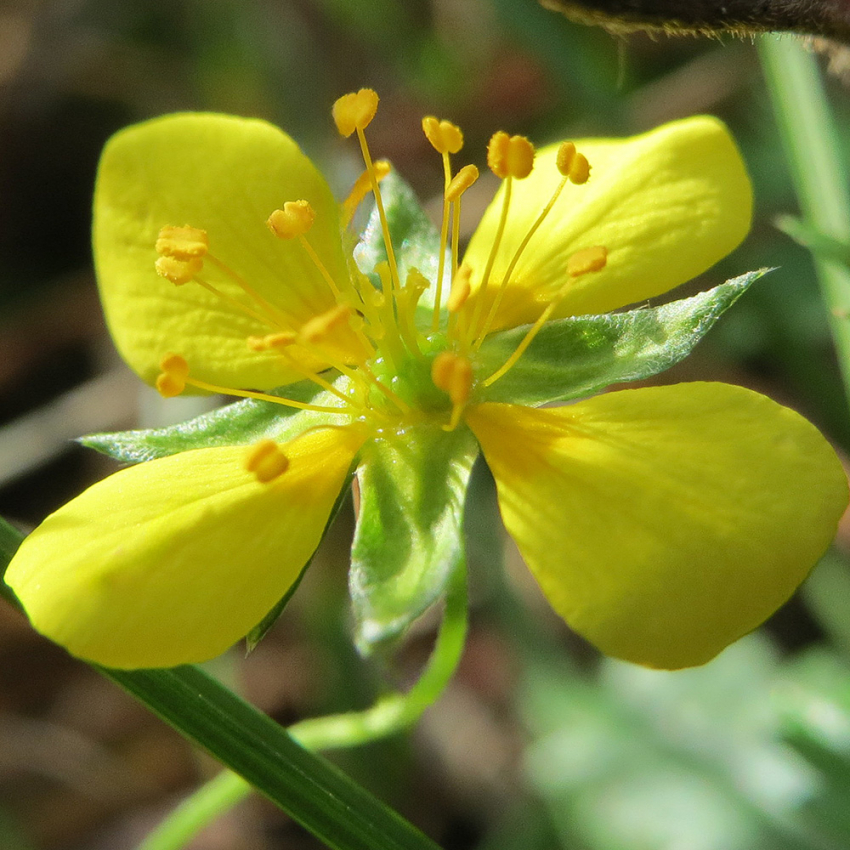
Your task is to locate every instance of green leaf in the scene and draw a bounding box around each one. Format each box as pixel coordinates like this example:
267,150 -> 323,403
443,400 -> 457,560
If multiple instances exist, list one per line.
0,519 -> 440,850
354,169 -> 447,310
477,271 -> 764,406
81,377 -> 351,463
350,423 -> 478,653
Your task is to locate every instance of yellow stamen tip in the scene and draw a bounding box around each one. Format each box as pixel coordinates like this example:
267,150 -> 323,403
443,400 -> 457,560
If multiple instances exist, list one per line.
156,353 -> 189,397
300,304 -> 352,345
445,164 -> 479,203
431,351 -> 473,406
248,332 -> 297,352
267,200 -> 316,239
332,89 -> 379,137
155,225 -> 208,260
567,245 -> 608,277
556,142 -> 576,176
488,132 -> 535,180
422,116 -> 464,154
342,160 -> 391,226
245,439 -> 290,484
447,265 -> 472,313
568,152 -> 591,185
155,255 -> 203,285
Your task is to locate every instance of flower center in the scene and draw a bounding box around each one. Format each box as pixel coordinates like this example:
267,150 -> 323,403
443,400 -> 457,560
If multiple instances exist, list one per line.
152,88 -> 608,482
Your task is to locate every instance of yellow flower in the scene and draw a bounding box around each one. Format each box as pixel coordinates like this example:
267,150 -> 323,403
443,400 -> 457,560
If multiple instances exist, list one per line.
6,90 -> 847,670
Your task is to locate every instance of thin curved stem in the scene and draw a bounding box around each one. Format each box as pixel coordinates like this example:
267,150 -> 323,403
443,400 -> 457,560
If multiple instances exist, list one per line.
137,563 -> 468,850
758,35 -> 850,407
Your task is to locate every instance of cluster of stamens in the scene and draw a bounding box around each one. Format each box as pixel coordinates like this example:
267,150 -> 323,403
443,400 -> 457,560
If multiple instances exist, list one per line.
153,88 -> 607,483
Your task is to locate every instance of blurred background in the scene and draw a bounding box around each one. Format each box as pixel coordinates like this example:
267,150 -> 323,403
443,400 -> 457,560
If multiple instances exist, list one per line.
3,1 -> 850,849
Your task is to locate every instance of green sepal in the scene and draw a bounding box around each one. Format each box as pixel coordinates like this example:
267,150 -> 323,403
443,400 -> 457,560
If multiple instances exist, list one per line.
350,424 -> 478,654
477,270 -> 764,406
354,169 -> 447,311
81,376 -> 352,463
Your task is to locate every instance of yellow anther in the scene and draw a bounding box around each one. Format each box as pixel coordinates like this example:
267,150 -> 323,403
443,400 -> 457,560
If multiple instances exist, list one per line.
568,152 -> 591,185
155,353 -> 189,398
247,331 -> 298,352
155,225 -> 208,259
300,304 -> 352,345
447,265 -> 472,312
155,255 -> 203,285
567,245 -> 608,277
431,351 -> 473,406
487,132 -> 535,179
422,116 -> 464,155
342,159 -> 391,227
267,200 -> 315,239
245,439 -> 290,484
332,89 -> 379,138
445,164 -> 480,203
556,142 -> 576,176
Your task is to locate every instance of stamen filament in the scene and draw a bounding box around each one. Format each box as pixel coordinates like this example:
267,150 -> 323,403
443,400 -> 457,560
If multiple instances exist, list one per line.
342,160 -> 391,229
297,233 -> 363,312
358,363 -> 413,415
356,126 -> 402,293
272,349 -> 360,408
432,151 -> 453,332
206,255 -> 294,327
466,177 -> 513,346
473,174 -> 569,348
374,263 -> 406,369
183,376 -> 346,414
481,295 -> 562,388
194,277 -> 283,331
451,196 -> 462,282
483,245 -> 606,387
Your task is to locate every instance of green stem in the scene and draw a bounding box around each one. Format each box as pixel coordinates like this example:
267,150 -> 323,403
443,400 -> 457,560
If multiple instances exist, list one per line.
758,35 -> 850,406
138,565 -> 468,850
0,517 -> 448,850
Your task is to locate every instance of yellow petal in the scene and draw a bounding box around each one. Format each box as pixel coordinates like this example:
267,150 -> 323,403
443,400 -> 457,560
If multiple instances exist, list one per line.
94,113 -> 350,390
5,427 -> 364,668
467,385 -> 847,669
464,117 -> 752,330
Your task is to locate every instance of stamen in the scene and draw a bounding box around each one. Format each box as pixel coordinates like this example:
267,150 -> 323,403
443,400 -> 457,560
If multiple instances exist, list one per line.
483,245 -> 608,387
193,274 -> 282,330
247,332 -> 298,351
465,133 -> 537,345
567,245 -> 607,277
156,226 -> 209,260
155,255 -> 203,285
422,117 -> 464,155
487,132 -> 535,180
156,353 -> 190,397
447,265 -> 472,313
473,141 -> 587,348
155,353 -> 344,413
300,304 -> 354,345
342,159 -> 391,228
209,252 -> 304,325
567,152 -> 591,185
332,89 -> 379,138
245,439 -> 290,484
431,351 -> 472,431
335,90 -> 402,298
445,165 -> 479,203
422,115 -> 463,333
372,262 -> 405,367
267,201 -> 315,239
